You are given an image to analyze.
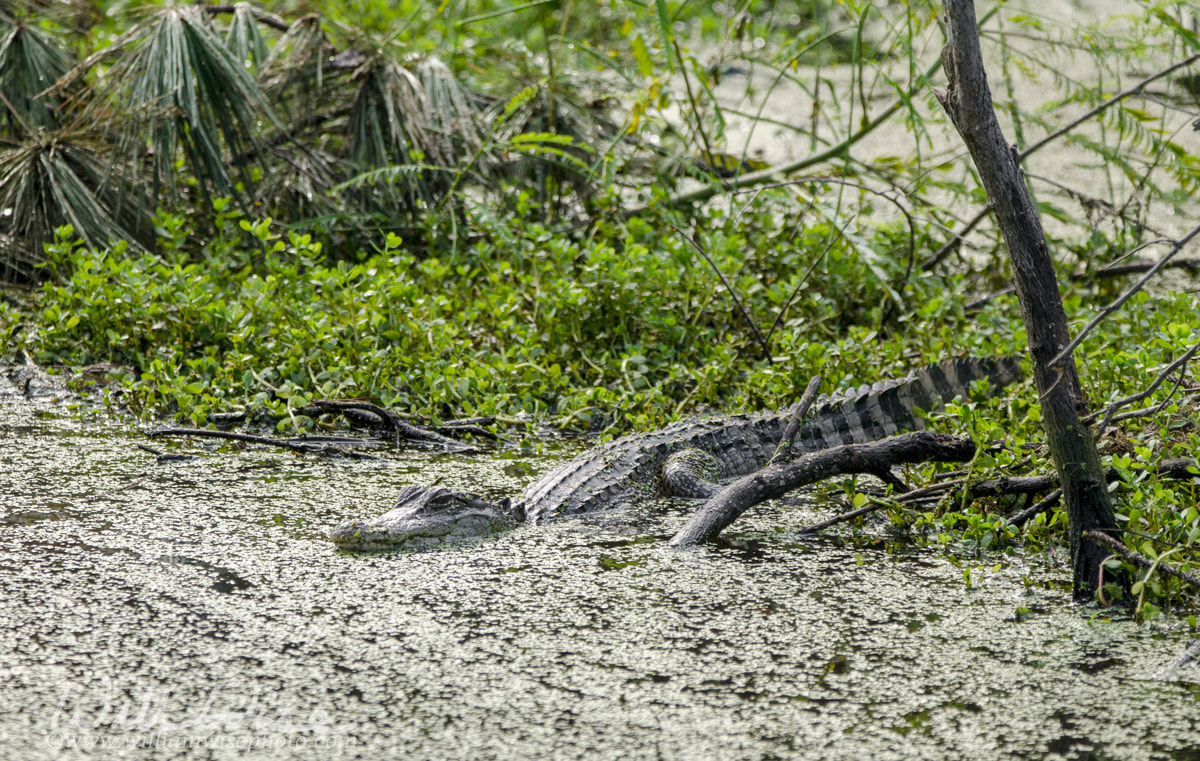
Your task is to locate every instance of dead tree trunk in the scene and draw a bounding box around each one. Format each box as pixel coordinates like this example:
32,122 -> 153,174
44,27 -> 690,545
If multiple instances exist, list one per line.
938,0 -> 1122,600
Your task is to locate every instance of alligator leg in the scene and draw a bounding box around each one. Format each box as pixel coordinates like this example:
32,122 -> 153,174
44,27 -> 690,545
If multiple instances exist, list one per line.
662,448 -> 722,498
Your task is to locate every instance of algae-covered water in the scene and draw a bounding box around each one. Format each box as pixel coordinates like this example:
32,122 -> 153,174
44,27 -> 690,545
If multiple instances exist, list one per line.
2,377 -> 1198,760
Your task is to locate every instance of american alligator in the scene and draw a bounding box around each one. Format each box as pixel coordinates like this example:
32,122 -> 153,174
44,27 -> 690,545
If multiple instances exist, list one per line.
330,356 -> 1023,551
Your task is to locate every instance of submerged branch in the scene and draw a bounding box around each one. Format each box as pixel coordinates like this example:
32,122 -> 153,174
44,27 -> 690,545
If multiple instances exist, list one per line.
147,427 -> 376,457
798,498 -> 889,534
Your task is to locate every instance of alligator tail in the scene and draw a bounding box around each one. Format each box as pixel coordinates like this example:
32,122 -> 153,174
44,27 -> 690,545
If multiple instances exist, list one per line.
797,355 -> 1024,451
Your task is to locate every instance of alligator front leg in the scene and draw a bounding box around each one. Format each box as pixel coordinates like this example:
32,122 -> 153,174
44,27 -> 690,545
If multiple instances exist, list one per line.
662,448 -> 722,498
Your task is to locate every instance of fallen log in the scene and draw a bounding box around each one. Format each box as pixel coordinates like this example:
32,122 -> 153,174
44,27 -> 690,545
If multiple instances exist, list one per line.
668,431 -> 976,547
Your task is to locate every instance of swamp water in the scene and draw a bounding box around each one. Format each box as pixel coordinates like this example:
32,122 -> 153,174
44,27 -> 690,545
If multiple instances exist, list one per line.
1,379 -> 1198,760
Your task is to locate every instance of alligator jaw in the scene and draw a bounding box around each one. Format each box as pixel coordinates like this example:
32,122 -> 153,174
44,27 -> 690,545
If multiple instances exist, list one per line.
331,485 -> 518,551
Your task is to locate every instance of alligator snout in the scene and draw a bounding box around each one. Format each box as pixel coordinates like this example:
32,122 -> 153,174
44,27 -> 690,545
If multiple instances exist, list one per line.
331,486 -> 518,551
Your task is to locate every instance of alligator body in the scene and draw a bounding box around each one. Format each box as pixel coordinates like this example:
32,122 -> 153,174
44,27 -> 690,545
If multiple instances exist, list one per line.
330,356 -> 1023,551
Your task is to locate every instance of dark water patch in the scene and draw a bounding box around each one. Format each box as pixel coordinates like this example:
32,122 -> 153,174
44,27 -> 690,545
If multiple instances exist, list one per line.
158,555 -> 257,594
3,507 -> 76,524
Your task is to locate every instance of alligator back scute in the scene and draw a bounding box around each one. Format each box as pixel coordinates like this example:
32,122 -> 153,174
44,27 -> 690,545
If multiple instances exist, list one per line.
795,355 -> 1023,453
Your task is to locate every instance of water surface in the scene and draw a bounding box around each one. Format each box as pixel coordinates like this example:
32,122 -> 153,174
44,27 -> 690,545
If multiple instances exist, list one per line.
1,382 -> 1197,760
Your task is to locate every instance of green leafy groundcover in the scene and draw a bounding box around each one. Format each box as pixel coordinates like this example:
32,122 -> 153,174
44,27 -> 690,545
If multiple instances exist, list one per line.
2,208 -> 1198,617
13,199 -> 995,427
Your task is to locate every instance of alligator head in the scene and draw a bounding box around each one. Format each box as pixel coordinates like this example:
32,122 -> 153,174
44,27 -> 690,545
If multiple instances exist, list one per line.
330,485 -> 520,551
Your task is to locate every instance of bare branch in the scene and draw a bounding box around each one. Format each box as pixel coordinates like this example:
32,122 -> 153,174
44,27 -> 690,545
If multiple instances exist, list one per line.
769,376 -> 823,466
1021,52 -> 1200,160
964,251 -> 1200,310
923,207 -> 988,270
1050,223 -> 1200,368
734,177 -> 917,323
1008,489 -> 1062,527
1086,530 -> 1200,592
764,233 -> 838,346
201,5 -> 292,33
1085,339 -> 1200,432
617,10 -> 1010,218
927,52 -> 1200,271
1107,392 -> 1200,427
301,400 -> 476,452
671,226 -> 772,360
